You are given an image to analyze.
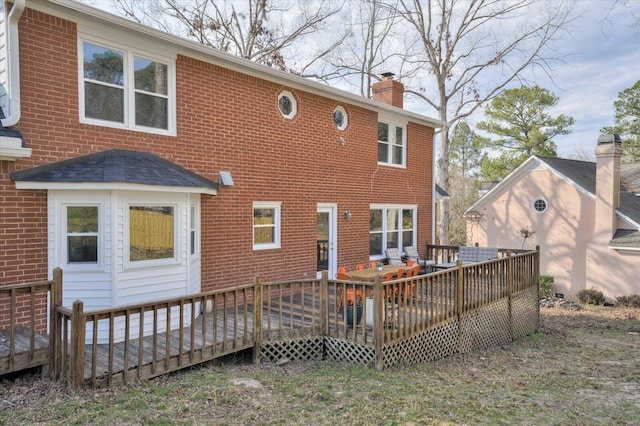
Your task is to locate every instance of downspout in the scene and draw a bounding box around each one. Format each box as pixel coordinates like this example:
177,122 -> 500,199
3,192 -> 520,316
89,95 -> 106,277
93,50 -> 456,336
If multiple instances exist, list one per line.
2,0 -> 26,127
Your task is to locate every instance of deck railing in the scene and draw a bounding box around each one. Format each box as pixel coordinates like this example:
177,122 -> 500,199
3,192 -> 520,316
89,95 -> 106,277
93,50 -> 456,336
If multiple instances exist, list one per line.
53,282 -> 260,388
0,268 -> 62,375
5,247 -> 540,388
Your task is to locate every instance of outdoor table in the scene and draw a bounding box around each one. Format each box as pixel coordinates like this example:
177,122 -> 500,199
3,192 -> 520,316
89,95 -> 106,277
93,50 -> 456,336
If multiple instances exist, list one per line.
347,264 -> 411,282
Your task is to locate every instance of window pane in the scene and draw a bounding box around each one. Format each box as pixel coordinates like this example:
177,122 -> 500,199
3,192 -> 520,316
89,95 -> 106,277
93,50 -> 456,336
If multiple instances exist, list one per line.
254,227 -> 275,244
387,209 -> 399,231
85,82 -> 124,122
254,208 -> 275,225
370,210 -> 383,232
402,209 -> 413,230
134,57 -> 168,95
394,126 -> 403,146
130,206 -> 174,261
402,230 -> 413,249
378,122 -> 389,142
83,42 -> 124,85
392,145 -> 403,165
370,233 -> 383,256
135,92 -> 168,129
386,231 -> 398,250
68,236 -> 98,263
67,206 -> 98,233
378,142 -> 388,162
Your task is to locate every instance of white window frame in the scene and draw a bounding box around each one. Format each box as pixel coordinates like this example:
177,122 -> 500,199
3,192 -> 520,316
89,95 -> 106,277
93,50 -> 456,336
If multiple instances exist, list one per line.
333,106 -> 348,130
377,120 -> 406,168
253,201 -> 282,250
369,204 -> 417,260
189,203 -> 200,259
278,91 -> 297,119
532,198 -> 548,213
78,35 -> 176,136
125,202 -> 180,268
62,203 -> 103,271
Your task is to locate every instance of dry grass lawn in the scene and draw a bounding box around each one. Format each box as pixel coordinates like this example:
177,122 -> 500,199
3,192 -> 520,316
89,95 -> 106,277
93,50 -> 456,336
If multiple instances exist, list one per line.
1,305 -> 639,425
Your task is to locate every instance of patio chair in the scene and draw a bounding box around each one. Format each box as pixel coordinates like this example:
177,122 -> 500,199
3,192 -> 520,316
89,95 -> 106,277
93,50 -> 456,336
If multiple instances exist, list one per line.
356,264 -> 366,270
338,266 -> 347,274
385,248 -> 404,265
404,246 -> 435,273
336,272 -> 363,313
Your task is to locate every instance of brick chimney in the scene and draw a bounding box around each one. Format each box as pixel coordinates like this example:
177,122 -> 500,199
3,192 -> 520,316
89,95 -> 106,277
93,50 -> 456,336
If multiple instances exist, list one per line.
372,72 -> 404,108
594,133 -> 623,239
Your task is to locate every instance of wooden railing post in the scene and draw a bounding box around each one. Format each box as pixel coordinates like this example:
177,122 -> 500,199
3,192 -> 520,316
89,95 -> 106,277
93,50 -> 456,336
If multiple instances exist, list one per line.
69,300 -> 86,390
373,275 -> 384,371
456,260 -> 464,352
507,251 -> 514,340
253,275 -> 263,364
49,268 -> 63,378
535,245 -> 541,331
320,271 -> 328,337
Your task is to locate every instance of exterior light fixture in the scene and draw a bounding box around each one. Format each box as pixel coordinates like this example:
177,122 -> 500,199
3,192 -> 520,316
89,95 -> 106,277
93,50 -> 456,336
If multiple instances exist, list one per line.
344,210 -> 352,220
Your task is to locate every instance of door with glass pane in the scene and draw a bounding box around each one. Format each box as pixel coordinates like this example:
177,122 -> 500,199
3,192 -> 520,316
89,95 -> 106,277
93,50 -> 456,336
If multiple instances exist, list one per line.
316,205 -> 337,279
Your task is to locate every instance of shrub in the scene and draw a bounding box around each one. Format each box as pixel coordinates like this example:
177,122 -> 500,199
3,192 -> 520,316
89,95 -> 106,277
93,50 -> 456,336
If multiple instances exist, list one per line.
539,275 -> 554,299
615,294 -> 640,308
577,288 -> 606,305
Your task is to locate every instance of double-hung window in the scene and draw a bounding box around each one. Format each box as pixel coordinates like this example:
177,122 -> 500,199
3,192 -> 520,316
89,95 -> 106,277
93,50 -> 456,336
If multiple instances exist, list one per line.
80,38 -> 175,135
65,205 -> 99,265
369,205 -> 416,258
378,121 -> 406,167
253,202 -> 282,250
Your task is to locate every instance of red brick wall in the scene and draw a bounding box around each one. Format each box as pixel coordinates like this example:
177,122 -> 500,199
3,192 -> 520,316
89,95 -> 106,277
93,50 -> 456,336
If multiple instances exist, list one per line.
0,8 -> 434,291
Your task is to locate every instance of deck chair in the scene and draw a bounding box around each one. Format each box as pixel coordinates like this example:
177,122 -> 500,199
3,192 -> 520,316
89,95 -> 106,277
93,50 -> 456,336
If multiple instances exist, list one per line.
404,246 -> 435,273
335,272 -> 363,313
385,248 -> 404,265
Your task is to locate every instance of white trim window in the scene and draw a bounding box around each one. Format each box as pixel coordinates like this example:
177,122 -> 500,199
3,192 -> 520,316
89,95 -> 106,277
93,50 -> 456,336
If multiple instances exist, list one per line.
189,204 -> 199,258
64,205 -> 100,266
369,205 -> 416,259
127,205 -> 177,265
532,198 -> 548,213
378,121 -> 406,167
278,91 -> 297,119
79,37 -> 175,135
253,202 -> 282,250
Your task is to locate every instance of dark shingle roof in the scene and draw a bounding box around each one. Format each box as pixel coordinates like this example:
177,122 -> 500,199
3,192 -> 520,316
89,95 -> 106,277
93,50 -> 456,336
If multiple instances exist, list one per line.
610,229 -> 640,249
538,156 -> 640,226
10,149 -> 218,191
435,184 -> 449,198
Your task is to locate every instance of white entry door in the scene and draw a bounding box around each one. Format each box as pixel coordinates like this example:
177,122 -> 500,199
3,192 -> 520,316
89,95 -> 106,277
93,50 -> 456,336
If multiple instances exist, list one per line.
316,204 -> 337,279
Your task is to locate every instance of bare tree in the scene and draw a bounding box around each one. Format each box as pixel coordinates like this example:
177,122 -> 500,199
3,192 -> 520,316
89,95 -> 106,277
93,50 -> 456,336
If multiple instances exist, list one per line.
111,0 -> 344,71
390,0 -> 572,244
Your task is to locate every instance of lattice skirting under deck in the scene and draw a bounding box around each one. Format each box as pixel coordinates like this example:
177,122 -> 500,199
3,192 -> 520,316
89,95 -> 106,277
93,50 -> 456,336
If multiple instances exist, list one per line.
511,287 -> 540,339
324,337 -> 376,366
260,337 -> 324,362
382,318 -> 459,367
458,298 -> 511,353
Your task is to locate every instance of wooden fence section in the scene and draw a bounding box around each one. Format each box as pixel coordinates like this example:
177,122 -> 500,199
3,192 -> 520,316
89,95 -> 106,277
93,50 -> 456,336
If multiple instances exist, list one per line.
0,268 -> 62,375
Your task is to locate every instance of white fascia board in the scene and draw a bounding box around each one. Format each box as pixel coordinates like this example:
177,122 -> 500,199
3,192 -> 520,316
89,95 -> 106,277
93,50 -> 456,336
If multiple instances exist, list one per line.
14,181 -> 217,195
607,244 -> 640,252
33,0 -> 447,130
0,135 -> 31,160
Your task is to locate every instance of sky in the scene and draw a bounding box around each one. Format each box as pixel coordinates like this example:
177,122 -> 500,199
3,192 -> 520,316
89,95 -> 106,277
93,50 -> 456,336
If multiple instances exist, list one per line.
83,0 -> 639,160
524,0 -> 640,158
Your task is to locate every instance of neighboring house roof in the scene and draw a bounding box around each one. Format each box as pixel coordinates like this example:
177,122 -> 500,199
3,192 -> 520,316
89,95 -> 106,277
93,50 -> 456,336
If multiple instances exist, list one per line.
435,184 -> 449,200
10,149 -> 218,194
34,0 -> 446,130
465,155 -> 640,248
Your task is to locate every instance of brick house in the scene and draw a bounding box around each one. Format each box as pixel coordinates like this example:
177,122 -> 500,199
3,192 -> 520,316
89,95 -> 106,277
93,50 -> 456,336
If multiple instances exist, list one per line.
1,1 -> 443,337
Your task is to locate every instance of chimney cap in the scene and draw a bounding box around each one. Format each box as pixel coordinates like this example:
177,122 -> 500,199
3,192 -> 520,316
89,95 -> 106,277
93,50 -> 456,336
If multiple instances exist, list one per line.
381,72 -> 395,79
597,133 -> 621,145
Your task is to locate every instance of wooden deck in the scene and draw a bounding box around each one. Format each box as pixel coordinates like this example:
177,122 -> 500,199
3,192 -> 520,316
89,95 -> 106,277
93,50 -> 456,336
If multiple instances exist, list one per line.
0,328 -> 50,373
2,249 -> 541,389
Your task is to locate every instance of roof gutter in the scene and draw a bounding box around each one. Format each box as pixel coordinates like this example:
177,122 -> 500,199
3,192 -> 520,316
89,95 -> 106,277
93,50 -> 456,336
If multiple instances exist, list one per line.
2,0 -> 26,127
